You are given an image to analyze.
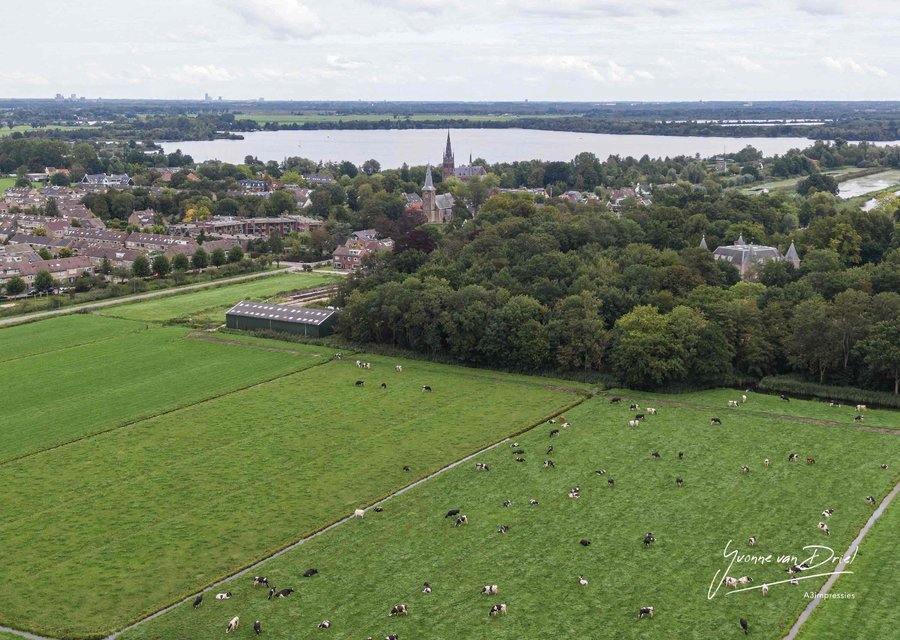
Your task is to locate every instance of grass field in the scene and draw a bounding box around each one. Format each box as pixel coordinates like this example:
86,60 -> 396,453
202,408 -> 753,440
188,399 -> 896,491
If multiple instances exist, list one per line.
0,124 -> 88,137
796,490 -> 900,639
0,314 -> 143,364
0,344 -> 587,638
0,321 -> 325,463
95,272 -> 339,324
0,177 -> 41,193
119,390 -> 900,640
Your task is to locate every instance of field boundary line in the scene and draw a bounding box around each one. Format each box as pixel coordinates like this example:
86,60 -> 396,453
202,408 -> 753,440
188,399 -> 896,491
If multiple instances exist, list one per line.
100,392 -> 592,640
783,478 -> 900,639
0,354 -> 334,470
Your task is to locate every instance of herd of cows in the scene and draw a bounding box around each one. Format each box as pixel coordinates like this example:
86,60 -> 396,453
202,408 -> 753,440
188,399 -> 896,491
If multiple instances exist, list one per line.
178,373 -> 889,638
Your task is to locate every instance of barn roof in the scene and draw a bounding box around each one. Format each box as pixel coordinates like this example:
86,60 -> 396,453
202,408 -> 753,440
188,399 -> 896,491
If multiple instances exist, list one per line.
226,300 -> 336,325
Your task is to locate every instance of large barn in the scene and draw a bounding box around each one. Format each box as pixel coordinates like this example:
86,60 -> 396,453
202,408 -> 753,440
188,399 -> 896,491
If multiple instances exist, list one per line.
225,300 -> 337,337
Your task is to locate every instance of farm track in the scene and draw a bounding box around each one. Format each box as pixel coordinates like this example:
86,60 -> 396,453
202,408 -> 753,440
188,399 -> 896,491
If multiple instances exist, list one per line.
0,353 -> 330,470
602,393 -> 900,435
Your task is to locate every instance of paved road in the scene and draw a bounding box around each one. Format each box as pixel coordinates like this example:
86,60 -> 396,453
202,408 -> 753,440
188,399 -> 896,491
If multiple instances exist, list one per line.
783,478 -> 900,639
0,268 -> 293,329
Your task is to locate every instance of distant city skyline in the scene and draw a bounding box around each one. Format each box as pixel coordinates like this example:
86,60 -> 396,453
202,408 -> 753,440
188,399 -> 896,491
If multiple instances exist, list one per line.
0,0 -> 897,101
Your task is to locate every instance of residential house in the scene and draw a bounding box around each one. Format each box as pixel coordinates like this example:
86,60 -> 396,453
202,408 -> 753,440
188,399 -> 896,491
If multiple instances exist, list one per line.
332,237 -> 393,271
303,173 -> 335,185
81,173 -> 134,187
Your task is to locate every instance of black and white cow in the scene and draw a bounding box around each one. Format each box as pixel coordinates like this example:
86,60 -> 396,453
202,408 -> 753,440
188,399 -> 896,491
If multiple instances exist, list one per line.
543,460 -> 555,468
455,515 -> 469,527
866,495 -> 876,505
502,499 -> 512,508
475,462 -> 490,471
549,429 -> 560,437
445,508 -> 461,518
252,576 -> 269,587
317,620 -> 331,629
748,536 -> 758,546
610,396 -> 622,404
676,477 -> 684,487
273,588 -> 294,599
678,451 -> 685,460
817,522 -> 830,536
481,585 -> 498,595
422,385 -> 432,392
638,607 -> 654,620
422,582 -> 432,594
710,417 -> 722,425
193,594 -> 202,608
389,604 -> 409,616
580,538 -> 591,546
489,603 -> 508,616
651,451 -> 661,460
643,533 -> 656,547
355,380 -> 365,387
226,616 -> 239,634
215,592 -> 232,600
497,525 -> 509,534
303,568 -> 319,577
254,620 -> 261,635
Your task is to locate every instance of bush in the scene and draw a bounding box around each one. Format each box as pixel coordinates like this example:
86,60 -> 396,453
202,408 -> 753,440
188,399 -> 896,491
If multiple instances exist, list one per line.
757,375 -> 900,409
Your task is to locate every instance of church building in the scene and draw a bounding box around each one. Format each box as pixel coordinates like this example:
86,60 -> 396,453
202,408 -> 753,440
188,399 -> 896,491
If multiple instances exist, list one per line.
421,164 -> 455,224
441,132 -> 487,181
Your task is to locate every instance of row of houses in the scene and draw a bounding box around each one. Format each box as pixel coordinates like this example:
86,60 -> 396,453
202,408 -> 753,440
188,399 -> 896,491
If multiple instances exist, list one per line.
168,215 -> 323,239
332,229 -> 393,271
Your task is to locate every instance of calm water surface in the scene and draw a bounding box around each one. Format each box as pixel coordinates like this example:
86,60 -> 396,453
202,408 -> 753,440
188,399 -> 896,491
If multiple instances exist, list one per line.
161,129 -> 829,168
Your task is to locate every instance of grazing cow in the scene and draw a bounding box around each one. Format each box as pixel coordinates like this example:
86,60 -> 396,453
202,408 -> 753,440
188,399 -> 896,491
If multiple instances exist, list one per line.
790,577 -> 800,586
607,478 -> 615,488
395,365 -> 402,372
676,477 -> 684,487
763,458 -> 770,468
738,576 -> 753,584
580,539 -> 591,546
854,415 -> 864,422
529,499 -> 539,505
318,620 -> 331,629
780,394 -> 790,402
568,489 -> 580,499
355,360 -> 361,367
829,401 -> 840,407
455,515 -> 469,527
596,469 -> 607,475
226,616 -> 240,634
882,464 -> 889,470
475,463 -> 490,471
422,385 -> 432,392
561,422 -> 571,429
724,577 -> 738,589
403,465 -> 411,472
510,442 -> 519,448
515,457 -> 526,463
761,583 -> 769,596
423,582 -> 432,594
651,451 -> 661,460
445,508 -> 461,518
386,636 -> 399,640
785,563 -> 809,574
728,400 -> 739,407
546,445 -> 554,455
215,592 -> 232,600
274,588 -> 294,599
354,509 -> 365,518
513,449 -> 525,455
856,404 -> 867,412
710,417 -> 722,425
822,508 -> 834,518
648,408 -> 658,415
543,459 -> 555,468
807,456 -> 816,465
373,507 -> 383,513
380,383 -> 387,390
303,568 -> 319,577
678,451 -> 685,460
818,522 -> 830,536
355,380 -> 365,387
549,429 -> 560,437
628,420 -> 640,428
643,533 -> 656,547
547,418 -> 557,424
489,603 -> 508,616
741,394 -> 748,403
630,404 -> 640,411
740,618 -> 749,635
481,585 -> 499,595
637,607 -> 654,620
390,604 -> 408,616
866,495 -> 876,505
333,353 -> 343,360
502,499 -> 512,508
267,587 -> 276,600
253,576 -> 269,587
193,594 -> 202,608
788,453 -> 799,462
748,536 -> 758,546
254,620 -> 261,635
498,525 -> 509,534
634,414 -> 645,421
610,396 -> 622,404
740,465 -> 750,475
578,576 -> 588,586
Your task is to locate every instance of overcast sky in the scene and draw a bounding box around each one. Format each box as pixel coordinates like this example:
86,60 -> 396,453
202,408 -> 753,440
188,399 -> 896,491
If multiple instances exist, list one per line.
0,0 -> 896,101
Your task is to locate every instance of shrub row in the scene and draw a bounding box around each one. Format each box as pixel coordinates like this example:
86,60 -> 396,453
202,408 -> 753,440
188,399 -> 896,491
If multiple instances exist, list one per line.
757,375 -> 900,409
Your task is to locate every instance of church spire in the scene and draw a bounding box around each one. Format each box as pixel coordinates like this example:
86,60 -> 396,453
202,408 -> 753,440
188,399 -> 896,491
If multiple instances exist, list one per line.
700,234 -> 708,250
442,131 -> 454,180
423,164 -> 435,191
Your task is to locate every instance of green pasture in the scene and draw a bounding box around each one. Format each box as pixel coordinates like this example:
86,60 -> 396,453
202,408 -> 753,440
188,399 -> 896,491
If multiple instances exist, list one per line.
0,322 -> 325,463
0,176 -> 41,193
0,124 -> 87,137
121,391 -> 900,640
0,352 -> 586,638
0,314 -> 142,364
95,272 -> 339,324
796,492 -> 900,639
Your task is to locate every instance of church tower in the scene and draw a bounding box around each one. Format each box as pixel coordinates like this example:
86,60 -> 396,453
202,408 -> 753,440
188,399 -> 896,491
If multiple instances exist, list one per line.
441,131 -> 455,181
422,164 -> 438,224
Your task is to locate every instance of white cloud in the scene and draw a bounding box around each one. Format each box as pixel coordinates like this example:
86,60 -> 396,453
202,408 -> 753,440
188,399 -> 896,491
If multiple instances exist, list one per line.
223,0 -> 322,40
362,0 -> 462,13
521,56 -> 654,84
0,70 -> 48,86
326,56 -> 365,70
728,56 -> 765,72
168,65 -> 236,84
795,0 -> 842,16
822,57 -> 888,77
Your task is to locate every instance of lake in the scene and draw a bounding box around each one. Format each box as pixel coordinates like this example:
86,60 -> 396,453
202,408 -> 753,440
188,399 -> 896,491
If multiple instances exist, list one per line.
161,129 -> 825,168
837,169 -> 900,199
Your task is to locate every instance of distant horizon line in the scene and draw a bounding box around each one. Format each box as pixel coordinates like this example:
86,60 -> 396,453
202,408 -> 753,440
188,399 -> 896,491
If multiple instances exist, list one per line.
2,97 -> 900,105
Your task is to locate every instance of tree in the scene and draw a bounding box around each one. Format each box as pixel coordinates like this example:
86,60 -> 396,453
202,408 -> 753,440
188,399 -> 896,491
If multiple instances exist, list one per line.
50,171 -> 70,186
227,244 -> 244,263
610,306 -> 685,389
171,253 -> 190,272
152,255 -> 170,277
192,247 -> 209,269
211,248 -> 227,266
797,172 -> 838,196
100,255 -> 111,275
831,290 -> 870,370
132,255 -> 151,278
268,231 -> 284,255
34,270 -> 54,293
5,276 -> 26,296
38,247 -> 52,260
58,247 -> 73,258
788,297 -> 841,383
45,197 -> 59,217
362,159 -> 381,175
549,292 -> 608,371
858,319 -> 900,394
